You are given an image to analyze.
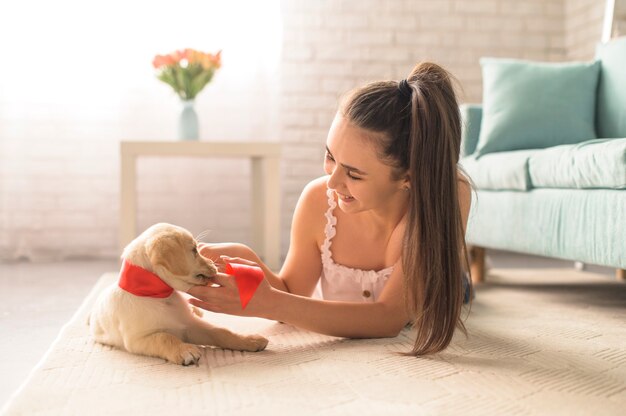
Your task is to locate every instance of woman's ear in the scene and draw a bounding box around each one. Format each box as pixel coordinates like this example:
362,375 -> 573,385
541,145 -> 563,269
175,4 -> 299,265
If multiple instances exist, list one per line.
401,174 -> 411,191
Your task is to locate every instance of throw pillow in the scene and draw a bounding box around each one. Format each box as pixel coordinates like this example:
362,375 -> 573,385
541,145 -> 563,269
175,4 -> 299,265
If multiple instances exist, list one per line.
595,36 -> 626,138
475,58 -> 600,157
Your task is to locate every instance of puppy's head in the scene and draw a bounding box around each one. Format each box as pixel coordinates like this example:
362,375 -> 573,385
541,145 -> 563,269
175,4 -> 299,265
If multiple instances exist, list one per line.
124,223 -> 217,292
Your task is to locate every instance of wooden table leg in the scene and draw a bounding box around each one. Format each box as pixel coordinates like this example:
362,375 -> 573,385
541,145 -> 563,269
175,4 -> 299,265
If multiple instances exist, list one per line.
251,156 -> 281,271
264,156 -> 281,271
120,147 -> 137,250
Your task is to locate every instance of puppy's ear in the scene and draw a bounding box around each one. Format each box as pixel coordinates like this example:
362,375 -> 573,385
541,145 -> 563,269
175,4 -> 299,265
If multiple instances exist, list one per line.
145,235 -> 191,277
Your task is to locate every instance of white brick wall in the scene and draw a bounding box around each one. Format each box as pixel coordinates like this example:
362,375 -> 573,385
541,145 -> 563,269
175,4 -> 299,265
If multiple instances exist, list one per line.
617,1 -> 626,36
278,0 -> 573,257
0,0 -> 611,263
0,84 -> 278,261
565,0 -> 605,60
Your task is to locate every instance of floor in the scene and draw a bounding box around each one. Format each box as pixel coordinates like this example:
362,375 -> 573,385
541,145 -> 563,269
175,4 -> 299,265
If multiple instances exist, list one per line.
0,259 -> 119,407
0,253 -> 617,408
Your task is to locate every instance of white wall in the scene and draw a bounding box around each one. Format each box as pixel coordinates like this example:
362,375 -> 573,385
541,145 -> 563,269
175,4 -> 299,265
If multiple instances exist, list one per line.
565,0 -> 606,60
0,0 -> 609,263
619,0 -> 626,35
278,0 -> 571,257
0,1 -> 282,261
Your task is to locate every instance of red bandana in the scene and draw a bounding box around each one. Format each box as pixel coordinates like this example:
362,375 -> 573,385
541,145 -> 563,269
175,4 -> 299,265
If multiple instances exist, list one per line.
224,262 -> 264,309
118,259 -> 174,298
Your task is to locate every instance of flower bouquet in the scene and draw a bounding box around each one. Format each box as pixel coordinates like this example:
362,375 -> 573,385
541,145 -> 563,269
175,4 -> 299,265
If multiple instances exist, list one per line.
152,48 -> 221,140
152,48 -> 222,100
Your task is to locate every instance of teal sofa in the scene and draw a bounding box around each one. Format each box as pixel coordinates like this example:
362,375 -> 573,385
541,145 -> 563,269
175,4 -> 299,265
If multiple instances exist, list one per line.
461,36 -> 626,282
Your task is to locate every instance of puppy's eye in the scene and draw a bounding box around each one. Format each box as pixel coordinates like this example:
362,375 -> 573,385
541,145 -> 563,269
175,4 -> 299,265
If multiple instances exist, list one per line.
192,247 -> 199,256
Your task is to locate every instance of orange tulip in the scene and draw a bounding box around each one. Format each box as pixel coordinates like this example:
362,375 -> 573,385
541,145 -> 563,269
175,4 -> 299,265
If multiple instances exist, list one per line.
173,49 -> 187,62
152,54 -> 176,69
188,49 -> 202,65
210,50 -> 222,68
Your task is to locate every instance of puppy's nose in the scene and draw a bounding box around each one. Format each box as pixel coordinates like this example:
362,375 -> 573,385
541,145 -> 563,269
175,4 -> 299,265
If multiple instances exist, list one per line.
206,260 -> 218,276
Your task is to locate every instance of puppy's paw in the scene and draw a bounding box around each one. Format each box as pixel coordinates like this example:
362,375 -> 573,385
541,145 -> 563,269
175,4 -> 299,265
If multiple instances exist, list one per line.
174,343 -> 203,366
242,335 -> 269,352
190,306 -> 204,317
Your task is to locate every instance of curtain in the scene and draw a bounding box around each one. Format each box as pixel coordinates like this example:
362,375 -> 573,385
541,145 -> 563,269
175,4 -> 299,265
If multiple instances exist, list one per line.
0,0 -> 282,260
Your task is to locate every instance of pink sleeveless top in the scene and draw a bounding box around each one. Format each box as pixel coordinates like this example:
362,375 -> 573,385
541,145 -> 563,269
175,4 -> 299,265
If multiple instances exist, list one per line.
313,188 -> 394,302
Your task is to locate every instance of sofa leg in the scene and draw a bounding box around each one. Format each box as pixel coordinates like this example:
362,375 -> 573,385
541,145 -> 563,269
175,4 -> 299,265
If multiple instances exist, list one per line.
617,269 -> 626,281
469,246 -> 486,284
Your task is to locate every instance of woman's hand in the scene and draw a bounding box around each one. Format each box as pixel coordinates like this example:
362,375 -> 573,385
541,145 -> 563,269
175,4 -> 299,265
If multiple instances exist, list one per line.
187,256 -> 277,318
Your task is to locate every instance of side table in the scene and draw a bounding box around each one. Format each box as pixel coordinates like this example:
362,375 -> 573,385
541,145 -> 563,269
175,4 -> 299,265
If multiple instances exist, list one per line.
120,141 -> 281,270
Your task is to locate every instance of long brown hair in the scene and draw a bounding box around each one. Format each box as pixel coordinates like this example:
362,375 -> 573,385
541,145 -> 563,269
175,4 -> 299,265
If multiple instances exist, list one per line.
340,62 -> 471,355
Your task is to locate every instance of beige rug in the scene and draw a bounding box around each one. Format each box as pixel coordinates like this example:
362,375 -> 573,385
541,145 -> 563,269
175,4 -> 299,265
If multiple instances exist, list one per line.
3,269 -> 625,415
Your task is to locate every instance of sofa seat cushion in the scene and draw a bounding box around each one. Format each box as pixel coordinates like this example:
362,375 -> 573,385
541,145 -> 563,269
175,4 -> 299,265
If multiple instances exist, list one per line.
460,150 -> 538,191
529,138 -> 626,190
465,189 -> 626,269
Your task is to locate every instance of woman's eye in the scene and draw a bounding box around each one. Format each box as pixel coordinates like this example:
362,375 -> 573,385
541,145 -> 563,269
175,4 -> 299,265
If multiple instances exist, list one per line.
192,247 -> 199,256
325,152 -> 360,180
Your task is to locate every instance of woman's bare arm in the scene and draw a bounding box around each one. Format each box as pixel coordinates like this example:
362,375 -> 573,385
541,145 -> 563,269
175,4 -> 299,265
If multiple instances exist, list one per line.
277,176 -> 327,296
190,176 -> 409,338
189,265 -> 409,339
260,261 -> 410,338
197,177 -> 326,294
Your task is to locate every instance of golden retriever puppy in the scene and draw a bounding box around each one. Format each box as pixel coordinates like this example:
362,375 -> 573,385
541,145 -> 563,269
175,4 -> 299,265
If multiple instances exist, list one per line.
89,223 -> 268,365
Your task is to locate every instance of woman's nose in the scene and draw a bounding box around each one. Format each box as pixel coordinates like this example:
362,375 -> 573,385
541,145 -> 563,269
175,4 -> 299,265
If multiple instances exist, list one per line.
327,167 -> 341,190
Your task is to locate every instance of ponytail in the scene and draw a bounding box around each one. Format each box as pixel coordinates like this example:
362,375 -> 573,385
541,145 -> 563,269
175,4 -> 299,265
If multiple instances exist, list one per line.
340,62 -> 471,355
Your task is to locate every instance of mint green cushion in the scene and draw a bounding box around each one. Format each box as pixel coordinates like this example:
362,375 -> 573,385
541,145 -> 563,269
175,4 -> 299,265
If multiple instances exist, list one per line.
460,150 -> 537,191
460,104 -> 483,158
476,58 -> 600,157
529,138 -> 626,190
466,189 -> 626,269
595,37 -> 626,138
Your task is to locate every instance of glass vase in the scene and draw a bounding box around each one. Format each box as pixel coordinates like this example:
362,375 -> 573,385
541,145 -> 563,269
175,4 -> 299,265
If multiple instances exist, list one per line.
178,99 -> 199,141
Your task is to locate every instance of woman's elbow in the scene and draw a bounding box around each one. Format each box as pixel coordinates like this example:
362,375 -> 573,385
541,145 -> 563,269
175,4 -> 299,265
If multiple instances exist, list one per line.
369,320 -> 408,338
381,325 -> 405,338
346,323 -> 404,339
378,305 -> 410,338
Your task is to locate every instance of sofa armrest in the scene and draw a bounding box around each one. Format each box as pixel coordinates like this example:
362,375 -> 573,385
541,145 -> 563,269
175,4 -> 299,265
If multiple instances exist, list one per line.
460,104 -> 482,157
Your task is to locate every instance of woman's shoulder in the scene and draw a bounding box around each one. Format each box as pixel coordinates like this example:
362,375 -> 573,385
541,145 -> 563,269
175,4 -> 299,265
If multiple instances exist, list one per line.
299,175 -> 331,207
293,175 -> 331,222
457,170 -> 472,200
457,169 -> 470,185
456,170 -> 472,231
292,176 -> 331,245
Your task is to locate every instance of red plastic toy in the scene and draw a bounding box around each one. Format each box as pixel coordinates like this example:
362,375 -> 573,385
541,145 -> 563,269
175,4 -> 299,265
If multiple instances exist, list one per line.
224,262 -> 264,309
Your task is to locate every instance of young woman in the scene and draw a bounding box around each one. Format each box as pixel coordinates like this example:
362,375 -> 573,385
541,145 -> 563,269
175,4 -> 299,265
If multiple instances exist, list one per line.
188,62 -> 472,356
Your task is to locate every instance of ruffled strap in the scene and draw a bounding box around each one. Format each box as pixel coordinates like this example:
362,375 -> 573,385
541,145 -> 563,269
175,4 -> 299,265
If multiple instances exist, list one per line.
321,188 -> 337,263
321,188 -> 394,278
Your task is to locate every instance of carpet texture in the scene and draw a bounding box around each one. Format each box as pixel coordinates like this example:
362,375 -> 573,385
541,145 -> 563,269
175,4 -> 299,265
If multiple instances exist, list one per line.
3,269 -> 625,415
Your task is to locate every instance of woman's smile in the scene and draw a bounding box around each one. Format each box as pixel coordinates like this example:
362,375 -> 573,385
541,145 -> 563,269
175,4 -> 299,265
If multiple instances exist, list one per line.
336,191 -> 355,202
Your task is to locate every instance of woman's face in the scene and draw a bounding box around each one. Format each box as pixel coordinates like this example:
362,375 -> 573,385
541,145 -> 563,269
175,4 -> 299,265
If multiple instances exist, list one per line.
324,113 -> 408,214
